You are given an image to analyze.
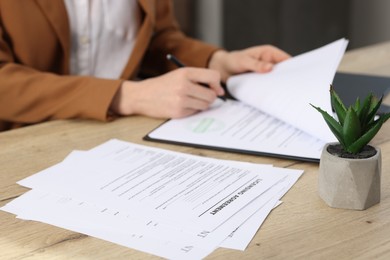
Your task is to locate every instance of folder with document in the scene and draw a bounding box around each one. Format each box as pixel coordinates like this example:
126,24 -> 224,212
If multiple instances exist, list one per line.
145,39 -> 349,162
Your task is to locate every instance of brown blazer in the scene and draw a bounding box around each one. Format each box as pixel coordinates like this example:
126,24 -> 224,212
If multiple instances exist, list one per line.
0,0 -> 219,131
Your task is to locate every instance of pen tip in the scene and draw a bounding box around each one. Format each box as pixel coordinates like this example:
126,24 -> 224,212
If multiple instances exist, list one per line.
166,54 -> 172,60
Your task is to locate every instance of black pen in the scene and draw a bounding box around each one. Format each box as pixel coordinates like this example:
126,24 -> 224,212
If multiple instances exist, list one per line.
166,54 -> 226,101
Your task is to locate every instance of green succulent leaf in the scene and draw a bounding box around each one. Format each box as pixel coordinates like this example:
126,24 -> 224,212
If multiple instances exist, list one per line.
357,93 -> 373,125
343,107 -> 361,147
366,111 -> 390,131
364,96 -> 383,129
330,86 -> 347,125
353,97 -> 360,113
346,113 -> 390,153
310,104 -> 345,146
382,113 -> 390,126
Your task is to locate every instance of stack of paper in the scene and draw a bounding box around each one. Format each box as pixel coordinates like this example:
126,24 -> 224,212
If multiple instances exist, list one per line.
2,139 -> 303,259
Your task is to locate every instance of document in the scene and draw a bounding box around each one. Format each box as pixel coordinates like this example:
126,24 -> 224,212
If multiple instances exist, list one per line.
19,141 -> 285,230
2,139 -> 303,260
145,38 -> 349,161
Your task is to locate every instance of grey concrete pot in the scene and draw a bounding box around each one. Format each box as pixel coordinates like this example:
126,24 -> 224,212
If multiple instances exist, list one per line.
318,143 -> 381,210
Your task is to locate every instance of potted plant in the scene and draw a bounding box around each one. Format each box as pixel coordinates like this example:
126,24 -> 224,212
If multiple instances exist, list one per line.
311,86 -> 390,210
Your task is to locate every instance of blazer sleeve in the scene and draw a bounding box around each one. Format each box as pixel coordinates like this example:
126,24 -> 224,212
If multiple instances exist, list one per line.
0,63 -> 122,125
139,0 -> 221,77
0,6 -> 121,129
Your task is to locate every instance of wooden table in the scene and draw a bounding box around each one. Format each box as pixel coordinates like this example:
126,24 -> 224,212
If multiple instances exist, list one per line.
1,42 -> 390,260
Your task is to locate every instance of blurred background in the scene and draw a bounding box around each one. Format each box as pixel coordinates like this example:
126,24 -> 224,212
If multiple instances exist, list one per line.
172,0 -> 390,56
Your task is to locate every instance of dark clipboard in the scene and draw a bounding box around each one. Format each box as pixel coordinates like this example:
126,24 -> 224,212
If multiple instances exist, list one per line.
332,72 -> 390,115
144,72 -> 390,163
143,126 -> 320,163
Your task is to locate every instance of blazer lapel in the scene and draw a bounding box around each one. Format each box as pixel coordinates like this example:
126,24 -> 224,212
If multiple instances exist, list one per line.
34,0 -> 70,71
138,0 -> 155,24
34,0 -> 154,79
120,0 -> 155,79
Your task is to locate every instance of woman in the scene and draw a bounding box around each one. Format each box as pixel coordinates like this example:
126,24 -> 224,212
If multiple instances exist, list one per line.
0,0 -> 289,131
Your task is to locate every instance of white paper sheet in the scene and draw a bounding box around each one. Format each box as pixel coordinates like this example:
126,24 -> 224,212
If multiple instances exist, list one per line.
3,173 -> 296,258
227,38 -> 348,141
220,169 -> 301,250
148,100 -> 325,160
2,139 -> 303,259
18,142 -> 287,231
2,190 -> 215,260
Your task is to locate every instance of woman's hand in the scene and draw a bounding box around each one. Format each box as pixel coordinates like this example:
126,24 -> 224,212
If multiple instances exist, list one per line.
208,45 -> 291,82
110,67 -> 224,118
